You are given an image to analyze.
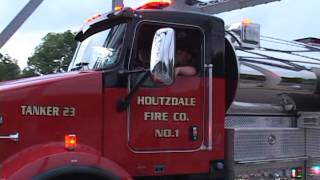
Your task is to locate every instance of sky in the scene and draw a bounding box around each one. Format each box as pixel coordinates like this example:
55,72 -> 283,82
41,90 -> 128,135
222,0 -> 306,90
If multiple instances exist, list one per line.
0,0 -> 320,69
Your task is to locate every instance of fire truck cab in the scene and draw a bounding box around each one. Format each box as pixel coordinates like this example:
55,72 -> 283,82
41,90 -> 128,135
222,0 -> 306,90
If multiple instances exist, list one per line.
68,4 -> 231,178
2,1 -> 320,180
0,2 -> 233,180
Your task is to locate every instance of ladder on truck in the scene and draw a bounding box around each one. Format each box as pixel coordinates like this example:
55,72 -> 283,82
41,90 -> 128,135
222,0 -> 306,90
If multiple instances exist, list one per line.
0,0 -> 280,49
167,0 -> 281,14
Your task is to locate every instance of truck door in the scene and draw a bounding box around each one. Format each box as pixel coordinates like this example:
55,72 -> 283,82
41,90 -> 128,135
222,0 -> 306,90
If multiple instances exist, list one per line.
128,23 -> 205,152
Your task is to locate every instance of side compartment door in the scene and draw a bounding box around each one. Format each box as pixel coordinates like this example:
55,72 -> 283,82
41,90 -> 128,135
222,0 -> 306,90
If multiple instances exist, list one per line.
128,23 -> 206,151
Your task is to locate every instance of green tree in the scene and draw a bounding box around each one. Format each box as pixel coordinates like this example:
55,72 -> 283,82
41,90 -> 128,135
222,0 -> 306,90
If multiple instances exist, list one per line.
0,53 -> 21,81
26,30 -> 77,75
20,67 -> 38,78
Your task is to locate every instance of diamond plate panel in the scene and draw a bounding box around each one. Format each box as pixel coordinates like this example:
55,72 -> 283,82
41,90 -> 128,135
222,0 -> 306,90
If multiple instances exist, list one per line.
298,112 -> 320,129
225,116 -> 294,128
228,128 -> 305,161
306,129 -> 320,157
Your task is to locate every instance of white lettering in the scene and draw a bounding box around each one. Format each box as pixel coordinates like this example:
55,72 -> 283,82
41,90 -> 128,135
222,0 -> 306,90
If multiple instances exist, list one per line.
26,106 -> 32,115
32,106 -> 40,115
20,105 -> 63,117
144,112 -> 168,121
173,113 -> 189,121
155,129 -> 179,138
52,107 -> 59,116
137,96 -> 196,106
21,105 -> 27,115
137,96 -> 144,105
46,106 -> 52,116
39,106 -> 46,116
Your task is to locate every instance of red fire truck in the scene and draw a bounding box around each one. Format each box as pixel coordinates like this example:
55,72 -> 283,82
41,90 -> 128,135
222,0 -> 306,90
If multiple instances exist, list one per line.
1,1 -> 320,179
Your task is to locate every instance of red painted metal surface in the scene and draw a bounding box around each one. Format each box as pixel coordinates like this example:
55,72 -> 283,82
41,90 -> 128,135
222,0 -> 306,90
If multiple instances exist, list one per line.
103,77 -> 225,177
0,69 -> 225,178
0,71 -> 105,178
129,76 -> 204,151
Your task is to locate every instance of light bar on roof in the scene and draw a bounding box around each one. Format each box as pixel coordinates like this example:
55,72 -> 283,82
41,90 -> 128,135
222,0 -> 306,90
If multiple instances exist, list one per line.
136,0 -> 172,9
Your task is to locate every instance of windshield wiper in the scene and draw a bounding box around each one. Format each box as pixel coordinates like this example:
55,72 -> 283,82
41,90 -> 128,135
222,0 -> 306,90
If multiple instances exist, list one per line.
70,62 -> 89,71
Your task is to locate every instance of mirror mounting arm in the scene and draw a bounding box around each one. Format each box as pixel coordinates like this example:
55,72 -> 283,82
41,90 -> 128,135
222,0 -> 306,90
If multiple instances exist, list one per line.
118,68 -> 148,75
117,71 -> 150,112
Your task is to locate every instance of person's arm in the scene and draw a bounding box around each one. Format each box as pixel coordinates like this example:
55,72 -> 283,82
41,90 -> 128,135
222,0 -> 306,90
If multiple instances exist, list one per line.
175,66 -> 197,76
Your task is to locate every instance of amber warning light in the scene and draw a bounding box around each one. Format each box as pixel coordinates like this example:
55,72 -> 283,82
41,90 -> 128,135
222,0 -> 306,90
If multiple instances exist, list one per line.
241,19 -> 252,26
114,5 -> 123,11
85,13 -> 102,23
65,134 -> 77,150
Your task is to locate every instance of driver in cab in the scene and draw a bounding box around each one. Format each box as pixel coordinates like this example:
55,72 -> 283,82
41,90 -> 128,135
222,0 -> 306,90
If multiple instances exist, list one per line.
175,48 -> 197,76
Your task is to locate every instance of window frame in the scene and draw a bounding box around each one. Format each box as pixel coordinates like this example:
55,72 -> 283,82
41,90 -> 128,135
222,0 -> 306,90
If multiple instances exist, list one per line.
127,20 -> 206,76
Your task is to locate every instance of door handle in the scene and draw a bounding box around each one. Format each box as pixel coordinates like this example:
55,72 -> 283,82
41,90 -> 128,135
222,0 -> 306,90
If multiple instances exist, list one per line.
0,132 -> 19,142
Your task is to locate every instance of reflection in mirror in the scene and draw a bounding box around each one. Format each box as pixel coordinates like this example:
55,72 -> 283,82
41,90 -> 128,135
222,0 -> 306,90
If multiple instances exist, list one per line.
150,28 -> 175,85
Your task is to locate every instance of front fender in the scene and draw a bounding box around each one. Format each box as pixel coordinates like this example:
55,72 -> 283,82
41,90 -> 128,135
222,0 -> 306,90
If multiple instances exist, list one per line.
0,143 -> 132,180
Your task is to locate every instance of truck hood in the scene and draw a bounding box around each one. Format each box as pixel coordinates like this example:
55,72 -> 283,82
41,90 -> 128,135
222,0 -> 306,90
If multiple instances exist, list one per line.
0,71 -> 98,91
0,73 -> 71,86
0,72 -> 77,88
0,70 -> 104,164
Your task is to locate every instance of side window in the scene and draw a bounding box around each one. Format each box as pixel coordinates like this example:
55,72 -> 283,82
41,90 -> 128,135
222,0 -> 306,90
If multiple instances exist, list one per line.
130,24 -> 156,69
175,30 -> 202,76
130,23 -> 203,86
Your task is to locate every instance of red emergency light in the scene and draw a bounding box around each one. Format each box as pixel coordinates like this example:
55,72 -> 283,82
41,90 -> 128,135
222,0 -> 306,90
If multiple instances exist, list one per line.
136,0 -> 172,10
65,134 -> 77,151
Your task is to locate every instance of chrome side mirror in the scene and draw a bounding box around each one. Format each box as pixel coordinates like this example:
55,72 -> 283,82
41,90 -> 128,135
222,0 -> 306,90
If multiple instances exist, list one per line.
150,28 -> 175,85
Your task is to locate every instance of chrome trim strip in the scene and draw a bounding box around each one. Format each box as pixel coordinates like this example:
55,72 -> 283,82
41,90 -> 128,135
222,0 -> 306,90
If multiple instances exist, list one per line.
130,148 -> 205,154
236,156 -> 309,164
0,132 -> 19,142
205,64 -> 213,150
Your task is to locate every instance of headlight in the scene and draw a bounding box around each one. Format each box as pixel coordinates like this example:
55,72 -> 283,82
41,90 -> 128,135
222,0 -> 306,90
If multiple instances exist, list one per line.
0,116 -> 3,125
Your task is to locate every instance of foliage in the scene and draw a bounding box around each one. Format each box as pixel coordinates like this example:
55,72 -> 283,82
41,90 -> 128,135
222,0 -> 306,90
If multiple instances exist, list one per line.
0,53 -> 21,81
20,67 -> 38,78
26,30 -> 77,75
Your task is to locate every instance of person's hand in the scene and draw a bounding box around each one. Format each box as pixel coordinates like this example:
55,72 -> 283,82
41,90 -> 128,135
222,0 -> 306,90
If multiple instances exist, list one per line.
151,75 -> 163,83
175,66 -> 197,76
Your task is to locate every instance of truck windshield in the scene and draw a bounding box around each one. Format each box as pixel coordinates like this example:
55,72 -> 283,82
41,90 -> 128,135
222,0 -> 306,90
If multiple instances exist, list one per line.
69,23 -> 127,71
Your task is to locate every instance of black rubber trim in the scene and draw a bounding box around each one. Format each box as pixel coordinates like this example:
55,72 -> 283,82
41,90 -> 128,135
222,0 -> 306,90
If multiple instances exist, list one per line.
32,166 -> 120,180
